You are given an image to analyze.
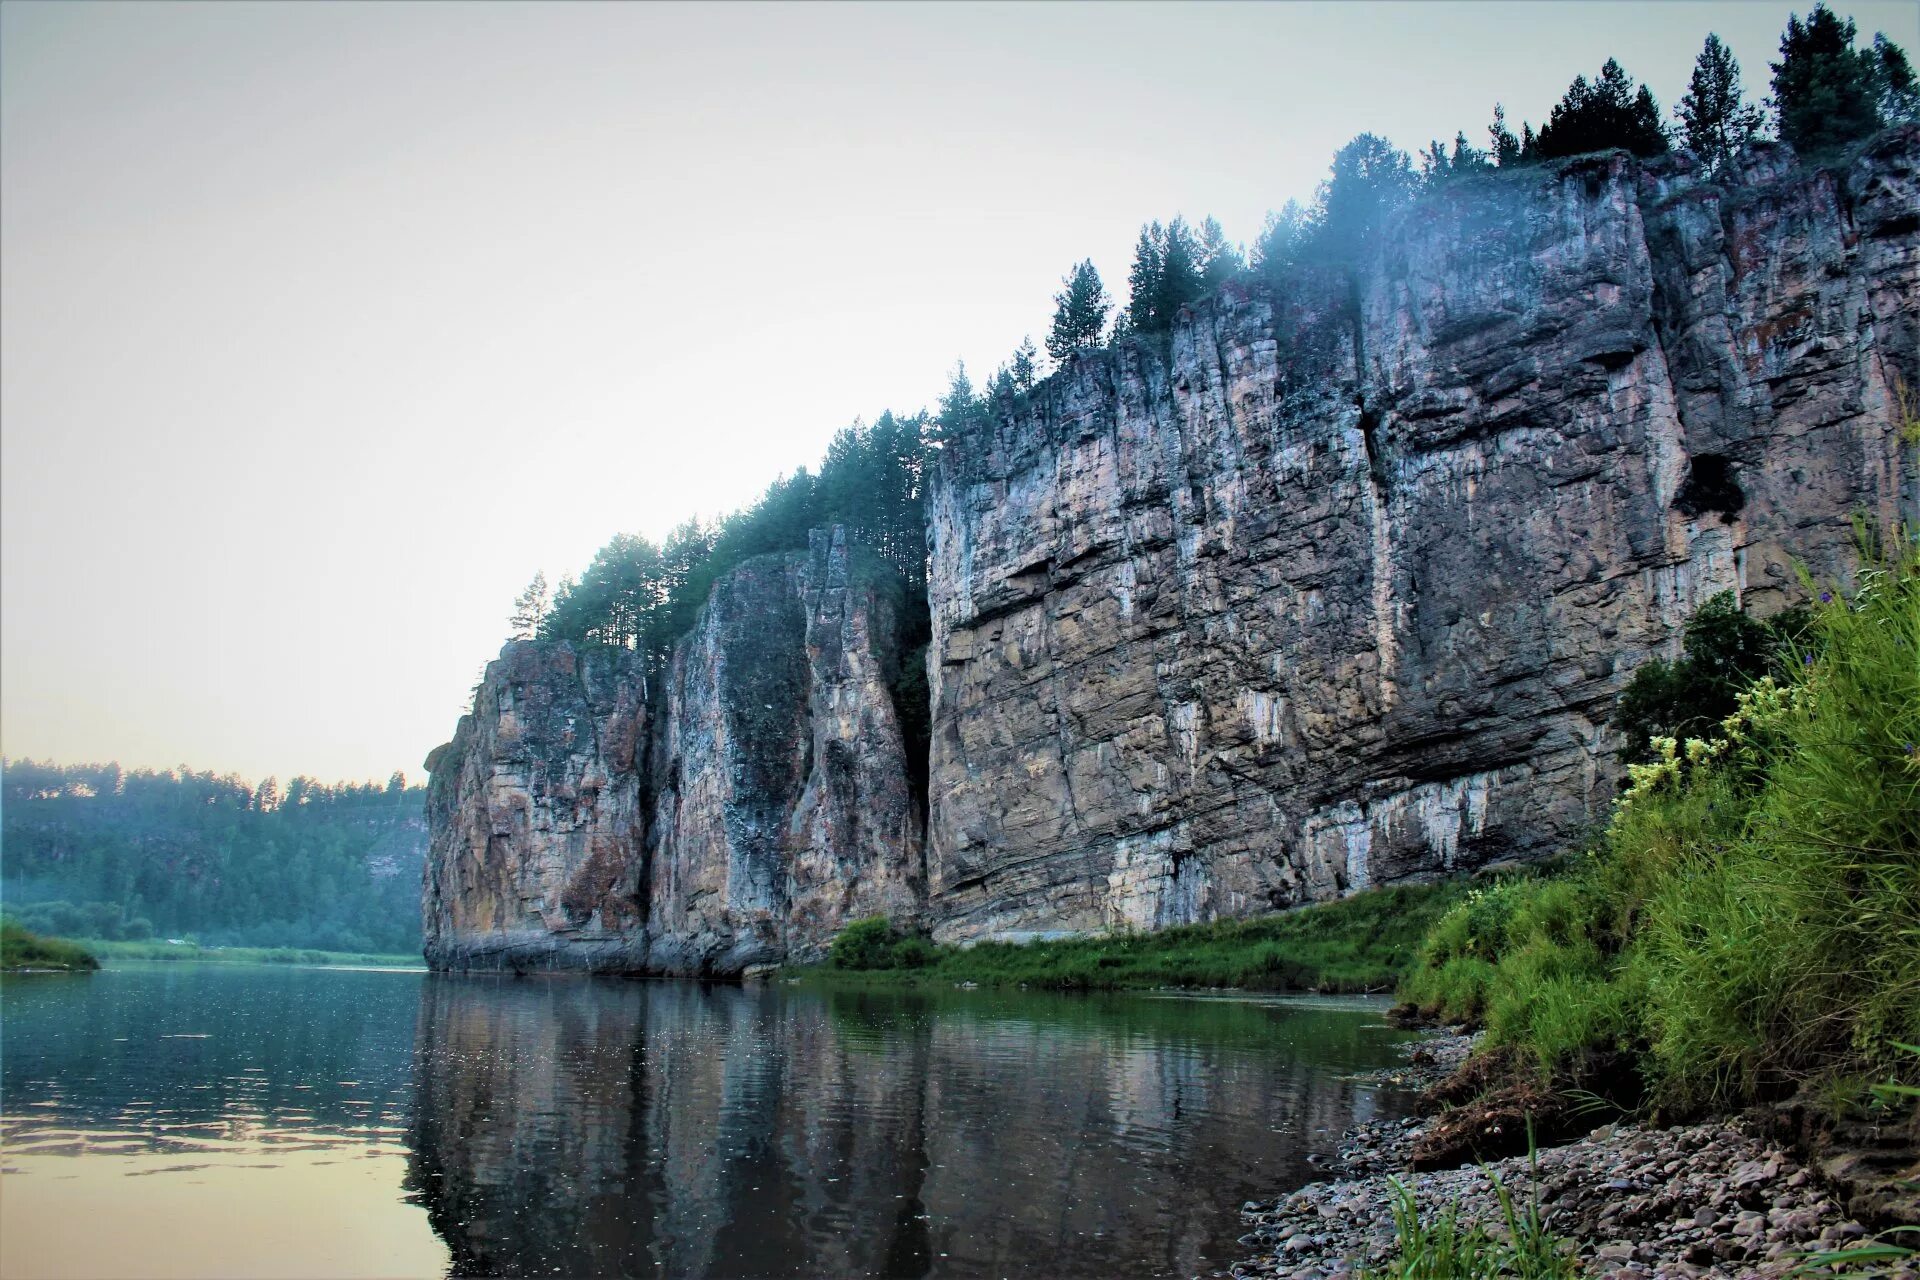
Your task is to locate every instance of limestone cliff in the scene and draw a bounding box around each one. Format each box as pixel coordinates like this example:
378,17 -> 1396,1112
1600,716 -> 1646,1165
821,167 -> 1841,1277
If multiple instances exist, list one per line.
646,526 -> 925,972
924,130 -> 1919,943
427,131 -> 1918,966
422,641 -> 649,971
423,528 -> 923,972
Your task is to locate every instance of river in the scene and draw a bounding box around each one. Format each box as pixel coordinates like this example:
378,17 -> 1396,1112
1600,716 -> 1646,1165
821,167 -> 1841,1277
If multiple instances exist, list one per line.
0,964 -> 1421,1278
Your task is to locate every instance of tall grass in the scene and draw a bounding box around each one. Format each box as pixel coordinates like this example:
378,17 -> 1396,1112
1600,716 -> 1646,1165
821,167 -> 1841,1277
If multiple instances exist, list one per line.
1,918 -> 100,971
1360,1148 -> 1578,1280
807,880 -> 1467,994
1401,529 -> 1920,1111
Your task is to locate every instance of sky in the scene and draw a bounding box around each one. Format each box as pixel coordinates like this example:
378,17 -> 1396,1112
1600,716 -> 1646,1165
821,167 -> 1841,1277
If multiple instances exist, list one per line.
4,0 -> 1915,786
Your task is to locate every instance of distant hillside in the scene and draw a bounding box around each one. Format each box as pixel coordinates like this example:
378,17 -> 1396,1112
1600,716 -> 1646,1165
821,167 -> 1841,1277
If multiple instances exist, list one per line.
1,760 -> 426,954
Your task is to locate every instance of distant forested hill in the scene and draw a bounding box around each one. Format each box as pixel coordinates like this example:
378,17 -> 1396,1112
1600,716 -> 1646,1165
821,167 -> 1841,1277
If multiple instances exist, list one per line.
1,760 -> 426,954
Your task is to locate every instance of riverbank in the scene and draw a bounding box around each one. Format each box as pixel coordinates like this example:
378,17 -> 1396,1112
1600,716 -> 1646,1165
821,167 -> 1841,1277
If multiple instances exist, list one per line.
1,920 -> 99,972
792,881 -> 1468,994
75,938 -> 425,968
1231,1033 -> 1913,1279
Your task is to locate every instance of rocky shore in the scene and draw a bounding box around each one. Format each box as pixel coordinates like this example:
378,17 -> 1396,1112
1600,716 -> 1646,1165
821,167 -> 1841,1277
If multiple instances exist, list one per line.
1231,1035 -> 1913,1279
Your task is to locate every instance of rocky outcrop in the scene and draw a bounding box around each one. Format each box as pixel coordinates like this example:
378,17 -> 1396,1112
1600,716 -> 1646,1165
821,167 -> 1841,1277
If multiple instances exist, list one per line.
422,528 -> 923,972
428,132 -> 1918,965
421,641 -> 650,971
646,526 -> 924,972
924,130 -> 1920,944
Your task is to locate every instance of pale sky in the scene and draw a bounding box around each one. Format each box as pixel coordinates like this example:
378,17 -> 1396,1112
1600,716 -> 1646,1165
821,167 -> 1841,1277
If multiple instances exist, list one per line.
4,1 -> 1914,786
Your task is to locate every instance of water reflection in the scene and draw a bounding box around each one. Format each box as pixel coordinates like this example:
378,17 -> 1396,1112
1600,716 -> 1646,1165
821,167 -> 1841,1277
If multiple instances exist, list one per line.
2,967 -> 1415,1279
1,965 -> 447,1280
409,979 -> 1416,1278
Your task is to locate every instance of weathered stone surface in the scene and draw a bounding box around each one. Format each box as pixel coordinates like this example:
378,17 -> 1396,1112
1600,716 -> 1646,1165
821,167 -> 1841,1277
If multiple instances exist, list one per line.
429,132 -> 1918,964
423,527 -> 923,973
924,131 -> 1920,944
422,640 -> 650,971
646,526 -> 924,973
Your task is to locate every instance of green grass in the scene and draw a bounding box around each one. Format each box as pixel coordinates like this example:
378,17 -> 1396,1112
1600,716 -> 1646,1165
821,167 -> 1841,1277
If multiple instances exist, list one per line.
1,918 -> 100,971
73,937 -> 425,968
802,880 -> 1469,994
1360,1161 -> 1579,1280
1400,527 -> 1920,1113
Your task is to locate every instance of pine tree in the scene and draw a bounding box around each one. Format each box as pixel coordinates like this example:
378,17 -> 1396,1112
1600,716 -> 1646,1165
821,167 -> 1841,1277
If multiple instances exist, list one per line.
1197,216 -> 1241,290
1537,58 -> 1670,159
1677,34 -> 1766,175
1011,336 -> 1038,392
1251,200 -> 1312,284
508,571 -> 549,639
1489,103 -> 1523,166
1125,223 -> 1165,333
1771,5 -> 1883,153
1157,216 -> 1204,321
1318,134 -> 1416,271
1873,34 -> 1920,124
1046,260 -> 1110,361
937,361 -> 987,438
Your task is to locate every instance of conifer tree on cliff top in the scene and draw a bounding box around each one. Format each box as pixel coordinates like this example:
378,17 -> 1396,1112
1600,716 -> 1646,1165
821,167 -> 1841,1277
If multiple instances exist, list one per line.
1046,260 -> 1109,362
1677,34 -> 1766,175
1536,57 -> 1670,159
1771,4 -> 1916,154
1125,217 -> 1207,335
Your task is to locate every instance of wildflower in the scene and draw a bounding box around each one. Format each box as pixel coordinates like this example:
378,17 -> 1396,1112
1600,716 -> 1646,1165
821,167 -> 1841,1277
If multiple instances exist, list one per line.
1819,590 -> 1833,603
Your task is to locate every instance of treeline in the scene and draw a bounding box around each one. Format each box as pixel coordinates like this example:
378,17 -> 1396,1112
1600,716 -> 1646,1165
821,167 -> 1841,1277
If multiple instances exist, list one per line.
0,759 -> 427,954
508,6 -> 1913,686
988,4 -> 1919,387
521,409 -> 931,668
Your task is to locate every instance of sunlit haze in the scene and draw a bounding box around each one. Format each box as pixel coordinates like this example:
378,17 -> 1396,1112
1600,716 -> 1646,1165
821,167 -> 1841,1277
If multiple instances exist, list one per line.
4,0 -> 1914,784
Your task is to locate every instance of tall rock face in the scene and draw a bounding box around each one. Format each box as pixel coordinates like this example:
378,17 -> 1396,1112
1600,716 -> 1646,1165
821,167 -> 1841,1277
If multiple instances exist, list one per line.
422,642 -> 650,971
646,527 -> 925,972
422,528 -> 923,972
925,131 -> 1920,944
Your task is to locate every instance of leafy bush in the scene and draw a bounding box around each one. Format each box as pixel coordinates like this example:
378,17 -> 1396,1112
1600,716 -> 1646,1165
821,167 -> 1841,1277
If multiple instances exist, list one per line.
1,918 -> 99,971
827,916 -> 935,970
1403,530 -> 1920,1112
1611,591 -> 1807,763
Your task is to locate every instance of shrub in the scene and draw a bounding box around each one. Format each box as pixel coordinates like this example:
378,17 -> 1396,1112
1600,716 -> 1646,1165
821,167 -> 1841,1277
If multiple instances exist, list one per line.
1,918 -> 100,971
1611,591 -> 1806,763
1402,528 -> 1920,1113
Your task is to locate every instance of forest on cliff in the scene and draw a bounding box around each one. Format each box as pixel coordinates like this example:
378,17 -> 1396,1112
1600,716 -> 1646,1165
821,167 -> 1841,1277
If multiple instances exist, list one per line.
511,4 -> 1915,677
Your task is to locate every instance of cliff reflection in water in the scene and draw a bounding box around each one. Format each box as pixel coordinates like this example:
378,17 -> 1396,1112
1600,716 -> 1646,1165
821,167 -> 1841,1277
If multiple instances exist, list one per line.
408,978 -> 1416,1278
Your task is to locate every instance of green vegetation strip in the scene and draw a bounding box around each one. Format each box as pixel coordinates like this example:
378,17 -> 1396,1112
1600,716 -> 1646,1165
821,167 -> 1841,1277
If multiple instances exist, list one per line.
799,881 -> 1467,994
1,919 -> 100,971
61,936 -> 423,969
1401,528 -> 1920,1115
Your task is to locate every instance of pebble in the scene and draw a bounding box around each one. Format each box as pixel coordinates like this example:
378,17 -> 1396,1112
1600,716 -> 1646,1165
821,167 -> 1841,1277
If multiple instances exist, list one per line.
1227,1035 -> 1900,1279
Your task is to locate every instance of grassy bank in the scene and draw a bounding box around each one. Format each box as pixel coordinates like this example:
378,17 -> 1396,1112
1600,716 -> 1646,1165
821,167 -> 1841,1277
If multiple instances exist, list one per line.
73,937 -> 425,968
1401,529 -> 1920,1115
799,880 -> 1468,993
1,919 -> 100,971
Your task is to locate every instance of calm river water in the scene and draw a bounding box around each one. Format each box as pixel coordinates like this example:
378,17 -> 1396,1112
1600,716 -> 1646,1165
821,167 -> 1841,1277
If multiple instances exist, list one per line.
1,964 -> 1421,1278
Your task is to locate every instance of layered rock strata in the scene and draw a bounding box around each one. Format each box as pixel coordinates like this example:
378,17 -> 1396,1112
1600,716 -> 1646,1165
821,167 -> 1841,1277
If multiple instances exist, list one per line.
427,132 -> 1918,967
422,641 -> 649,971
924,130 -> 1920,943
422,528 -> 923,972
